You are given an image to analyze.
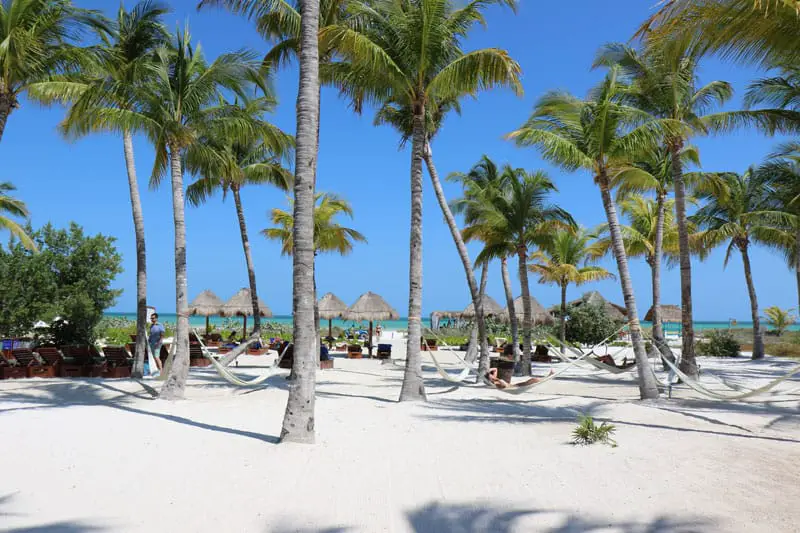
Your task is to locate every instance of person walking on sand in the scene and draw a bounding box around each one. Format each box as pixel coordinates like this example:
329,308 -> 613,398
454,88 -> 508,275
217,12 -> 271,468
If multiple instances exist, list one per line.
148,313 -> 165,371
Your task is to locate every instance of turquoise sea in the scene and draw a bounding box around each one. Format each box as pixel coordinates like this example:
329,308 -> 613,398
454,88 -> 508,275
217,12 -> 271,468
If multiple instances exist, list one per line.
104,312 -> 800,332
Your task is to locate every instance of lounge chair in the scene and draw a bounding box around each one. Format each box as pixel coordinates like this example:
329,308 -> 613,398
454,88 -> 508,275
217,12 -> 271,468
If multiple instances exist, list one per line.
347,344 -> 363,359
425,339 -> 438,351
376,344 -> 392,360
101,346 -> 133,378
60,345 -> 104,377
11,348 -> 56,378
189,343 -> 212,367
0,352 -> 27,379
35,346 -> 64,374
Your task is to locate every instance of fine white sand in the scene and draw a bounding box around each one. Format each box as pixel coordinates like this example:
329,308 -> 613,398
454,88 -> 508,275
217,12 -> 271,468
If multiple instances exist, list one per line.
1,341 -> 799,532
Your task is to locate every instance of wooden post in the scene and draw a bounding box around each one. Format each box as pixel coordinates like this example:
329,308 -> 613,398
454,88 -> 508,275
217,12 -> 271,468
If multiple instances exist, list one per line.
368,320 -> 374,357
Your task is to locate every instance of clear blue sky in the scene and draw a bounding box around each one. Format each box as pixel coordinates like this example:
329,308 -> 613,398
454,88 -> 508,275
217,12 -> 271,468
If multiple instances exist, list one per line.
2,0 -> 795,320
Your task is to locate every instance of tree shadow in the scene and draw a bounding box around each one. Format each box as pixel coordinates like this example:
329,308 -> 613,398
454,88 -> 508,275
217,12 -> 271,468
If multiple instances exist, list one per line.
0,493 -> 107,532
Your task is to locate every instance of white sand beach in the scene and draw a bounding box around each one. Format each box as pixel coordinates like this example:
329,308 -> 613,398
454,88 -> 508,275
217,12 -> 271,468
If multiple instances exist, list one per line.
2,342 -> 799,533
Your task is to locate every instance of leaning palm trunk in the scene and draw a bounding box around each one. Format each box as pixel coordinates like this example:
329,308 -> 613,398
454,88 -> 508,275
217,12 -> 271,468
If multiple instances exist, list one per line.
500,257 -> 520,362
559,282 -> 567,355
796,230 -> 800,312
517,246 -> 533,376
464,263 -> 488,364
123,130 -> 148,378
423,141 -> 489,373
740,243 -> 765,360
160,146 -> 191,400
399,109 -> 427,402
650,192 -> 674,364
280,0 -> 320,443
670,140 -> 698,378
598,173 -> 660,399
232,186 -> 261,334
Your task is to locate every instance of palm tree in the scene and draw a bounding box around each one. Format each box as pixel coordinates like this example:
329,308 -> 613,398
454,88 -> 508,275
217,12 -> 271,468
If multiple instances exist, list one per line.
529,228 -> 613,353
321,0 -> 521,400
608,144 -> 700,359
458,163 -> 573,376
186,96 -> 294,343
54,1 -> 169,379
0,182 -> 35,250
509,69 -> 666,399
692,168 -> 793,359
594,43 -> 734,379
0,0 -> 104,142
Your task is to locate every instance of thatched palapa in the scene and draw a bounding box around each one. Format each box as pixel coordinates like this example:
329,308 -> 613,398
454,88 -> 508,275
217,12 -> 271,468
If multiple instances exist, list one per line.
567,291 -> 627,321
644,304 -> 681,323
221,288 -> 272,337
189,290 -> 225,332
503,295 -> 554,325
319,292 -> 349,341
345,292 -> 398,356
461,296 -> 503,319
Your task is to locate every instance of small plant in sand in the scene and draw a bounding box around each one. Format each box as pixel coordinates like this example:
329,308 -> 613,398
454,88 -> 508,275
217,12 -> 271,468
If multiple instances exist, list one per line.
571,415 -> 617,447
764,307 -> 796,337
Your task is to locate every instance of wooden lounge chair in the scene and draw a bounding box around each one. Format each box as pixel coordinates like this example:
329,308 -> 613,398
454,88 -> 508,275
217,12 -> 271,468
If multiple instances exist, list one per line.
60,345 -> 104,377
376,344 -> 392,360
347,344 -> 363,359
35,347 -> 65,375
425,339 -> 438,351
0,352 -> 26,379
11,348 -> 56,378
100,346 -> 133,378
202,333 -> 223,348
189,343 -> 212,367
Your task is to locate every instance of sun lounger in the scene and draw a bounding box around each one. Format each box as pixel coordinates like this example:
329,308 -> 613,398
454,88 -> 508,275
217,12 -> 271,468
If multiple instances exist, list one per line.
376,344 -> 392,360
60,345 -> 104,377
189,343 -> 212,367
11,348 -> 56,378
347,344 -> 363,359
35,346 -> 65,374
100,346 -> 133,378
0,352 -> 27,379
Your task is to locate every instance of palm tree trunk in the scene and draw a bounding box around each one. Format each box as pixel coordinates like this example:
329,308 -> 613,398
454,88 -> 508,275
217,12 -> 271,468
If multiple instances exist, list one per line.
477,261 -> 491,376
159,145 -> 191,400
232,186 -> 261,333
740,242 -> 764,359
669,139 -> 698,378
500,257 -> 520,362
651,192 -> 673,363
560,282 -> 567,355
0,91 -> 14,144
795,229 -> 800,313
423,141 -> 488,374
517,246 -> 533,376
598,172 -> 659,399
399,107 -> 427,402
123,130 -> 148,378
280,0 -> 320,443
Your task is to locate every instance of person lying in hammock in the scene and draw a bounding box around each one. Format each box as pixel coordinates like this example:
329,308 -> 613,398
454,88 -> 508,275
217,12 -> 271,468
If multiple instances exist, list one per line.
485,368 -> 555,389
594,354 -> 636,369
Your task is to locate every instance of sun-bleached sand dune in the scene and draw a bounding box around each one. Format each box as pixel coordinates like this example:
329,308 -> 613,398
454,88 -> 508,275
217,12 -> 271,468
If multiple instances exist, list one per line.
2,341 -> 799,532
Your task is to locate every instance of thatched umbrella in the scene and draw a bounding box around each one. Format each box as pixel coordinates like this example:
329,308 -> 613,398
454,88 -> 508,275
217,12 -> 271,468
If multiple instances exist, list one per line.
221,288 -> 272,337
569,291 -> 627,321
644,304 -> 681,323
503,295 -> 554,325
189,290 -> 224,333
318,292 -> 348,341
345,292 -> 399,356
462,296 -> 503,319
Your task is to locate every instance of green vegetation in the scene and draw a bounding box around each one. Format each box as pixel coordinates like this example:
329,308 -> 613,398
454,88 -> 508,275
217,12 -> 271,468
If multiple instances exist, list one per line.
763,306 -> 796,336
555,303 -> 622,346
696,330 -> 741,358
571,415 -> 617,447
0,223 -> 122,345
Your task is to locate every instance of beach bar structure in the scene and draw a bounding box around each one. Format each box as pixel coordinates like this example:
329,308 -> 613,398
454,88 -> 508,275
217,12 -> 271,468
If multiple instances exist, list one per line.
221,288 -> 272,337
345,292 -> 399,357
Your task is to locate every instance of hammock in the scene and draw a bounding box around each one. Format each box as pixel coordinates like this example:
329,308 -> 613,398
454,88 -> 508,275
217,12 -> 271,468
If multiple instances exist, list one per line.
486,345 -> 595,395
425,347 -> 474,384
659,352 -> 800,401
192,329 -> 290,387
547,335 -> 638,374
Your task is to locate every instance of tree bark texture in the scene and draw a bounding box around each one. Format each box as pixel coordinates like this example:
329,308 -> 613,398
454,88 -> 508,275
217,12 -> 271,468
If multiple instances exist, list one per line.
280,0 -> 320,443
560,282 -> 567,355
123,130 -> 148,378
517,246 -> 533,376
159,145 -> 191,400
598,173 -> 660,399
739,243 -> 765,359
501,257 -> 520,362
796,230 -> 800,313
399,109 -> 427,402
232,186 -> 262,333
0,90 -> 15,144
477,261 -> 491,377
651,192 -> 673,363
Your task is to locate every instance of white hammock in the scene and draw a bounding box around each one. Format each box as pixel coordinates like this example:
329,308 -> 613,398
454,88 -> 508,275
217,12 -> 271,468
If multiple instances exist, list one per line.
659,353 -> 800,401
486,345 -> 595,395
424,346 -> 475,384
193,329 -> 290,387
549,336 -> 637,374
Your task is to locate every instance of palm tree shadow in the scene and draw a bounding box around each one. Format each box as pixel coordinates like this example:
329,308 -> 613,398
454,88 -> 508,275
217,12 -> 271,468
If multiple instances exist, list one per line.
1,492 -> 107,532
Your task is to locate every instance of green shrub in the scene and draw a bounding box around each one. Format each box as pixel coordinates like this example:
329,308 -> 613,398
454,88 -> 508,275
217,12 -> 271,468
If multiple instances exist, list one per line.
571,415 -> 617,447
768,343 -> 800,358
696,330 -> 740,357
556,303 -> 622,346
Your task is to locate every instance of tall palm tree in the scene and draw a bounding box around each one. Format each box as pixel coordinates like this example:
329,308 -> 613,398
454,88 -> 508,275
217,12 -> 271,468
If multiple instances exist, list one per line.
529,228 -> 613,353
595,43 -> 733,379
0,0 -> 105,142
53,0 -> 169,378
459,163 -> 573,376
449,155 -> 519,367
692,168 -> 793,359
321,0 -> 521,400
509,68 -> 666,399
609,144 -> 700,358
263,193 -> 366,256
0,182 -> 35,250
186,96 -> 294,343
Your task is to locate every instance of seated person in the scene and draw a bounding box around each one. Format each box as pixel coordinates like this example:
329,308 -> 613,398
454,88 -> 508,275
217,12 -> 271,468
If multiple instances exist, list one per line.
595,354 -> 636,369
485,367 -> 554,389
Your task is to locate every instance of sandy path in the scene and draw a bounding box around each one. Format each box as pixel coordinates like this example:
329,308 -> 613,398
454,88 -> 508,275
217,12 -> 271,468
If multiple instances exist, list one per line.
1,344 -> 798,532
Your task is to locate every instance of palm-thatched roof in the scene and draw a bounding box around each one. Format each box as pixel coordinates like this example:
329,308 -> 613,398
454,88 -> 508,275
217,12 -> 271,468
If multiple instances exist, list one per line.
318,292 -> 348,320
644,304 -> 681,323
344,292 -> 399,321
220,288 -> 272,317
430,310 -> 463,320
568,291 -> 627,321
189,290 -> 224,316
502,295 -> 554,325
462,296 -> 504,319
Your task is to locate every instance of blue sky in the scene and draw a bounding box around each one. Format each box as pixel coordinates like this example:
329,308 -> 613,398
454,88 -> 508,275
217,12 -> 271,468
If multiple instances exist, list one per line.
2,0 -> 795,320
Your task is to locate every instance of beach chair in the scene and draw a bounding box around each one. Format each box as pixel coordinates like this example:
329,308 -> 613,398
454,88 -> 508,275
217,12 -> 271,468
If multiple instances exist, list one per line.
376,344 -> 392,360
347,344 -> 363,359
0,352 -> 27,379
100,346 -> 133,378
203,333 -> 223,348
11,348 -> 56,378
60,345 -> 105,377
189,343 -> 212,367
425,339 -> 438,351
35,346 -> 65,375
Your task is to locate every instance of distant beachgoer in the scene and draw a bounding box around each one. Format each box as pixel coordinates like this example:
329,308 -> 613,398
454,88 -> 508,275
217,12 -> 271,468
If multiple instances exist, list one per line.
148,313 -> 164,371
376,323 -> 383,340
485,368 -> 553,389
